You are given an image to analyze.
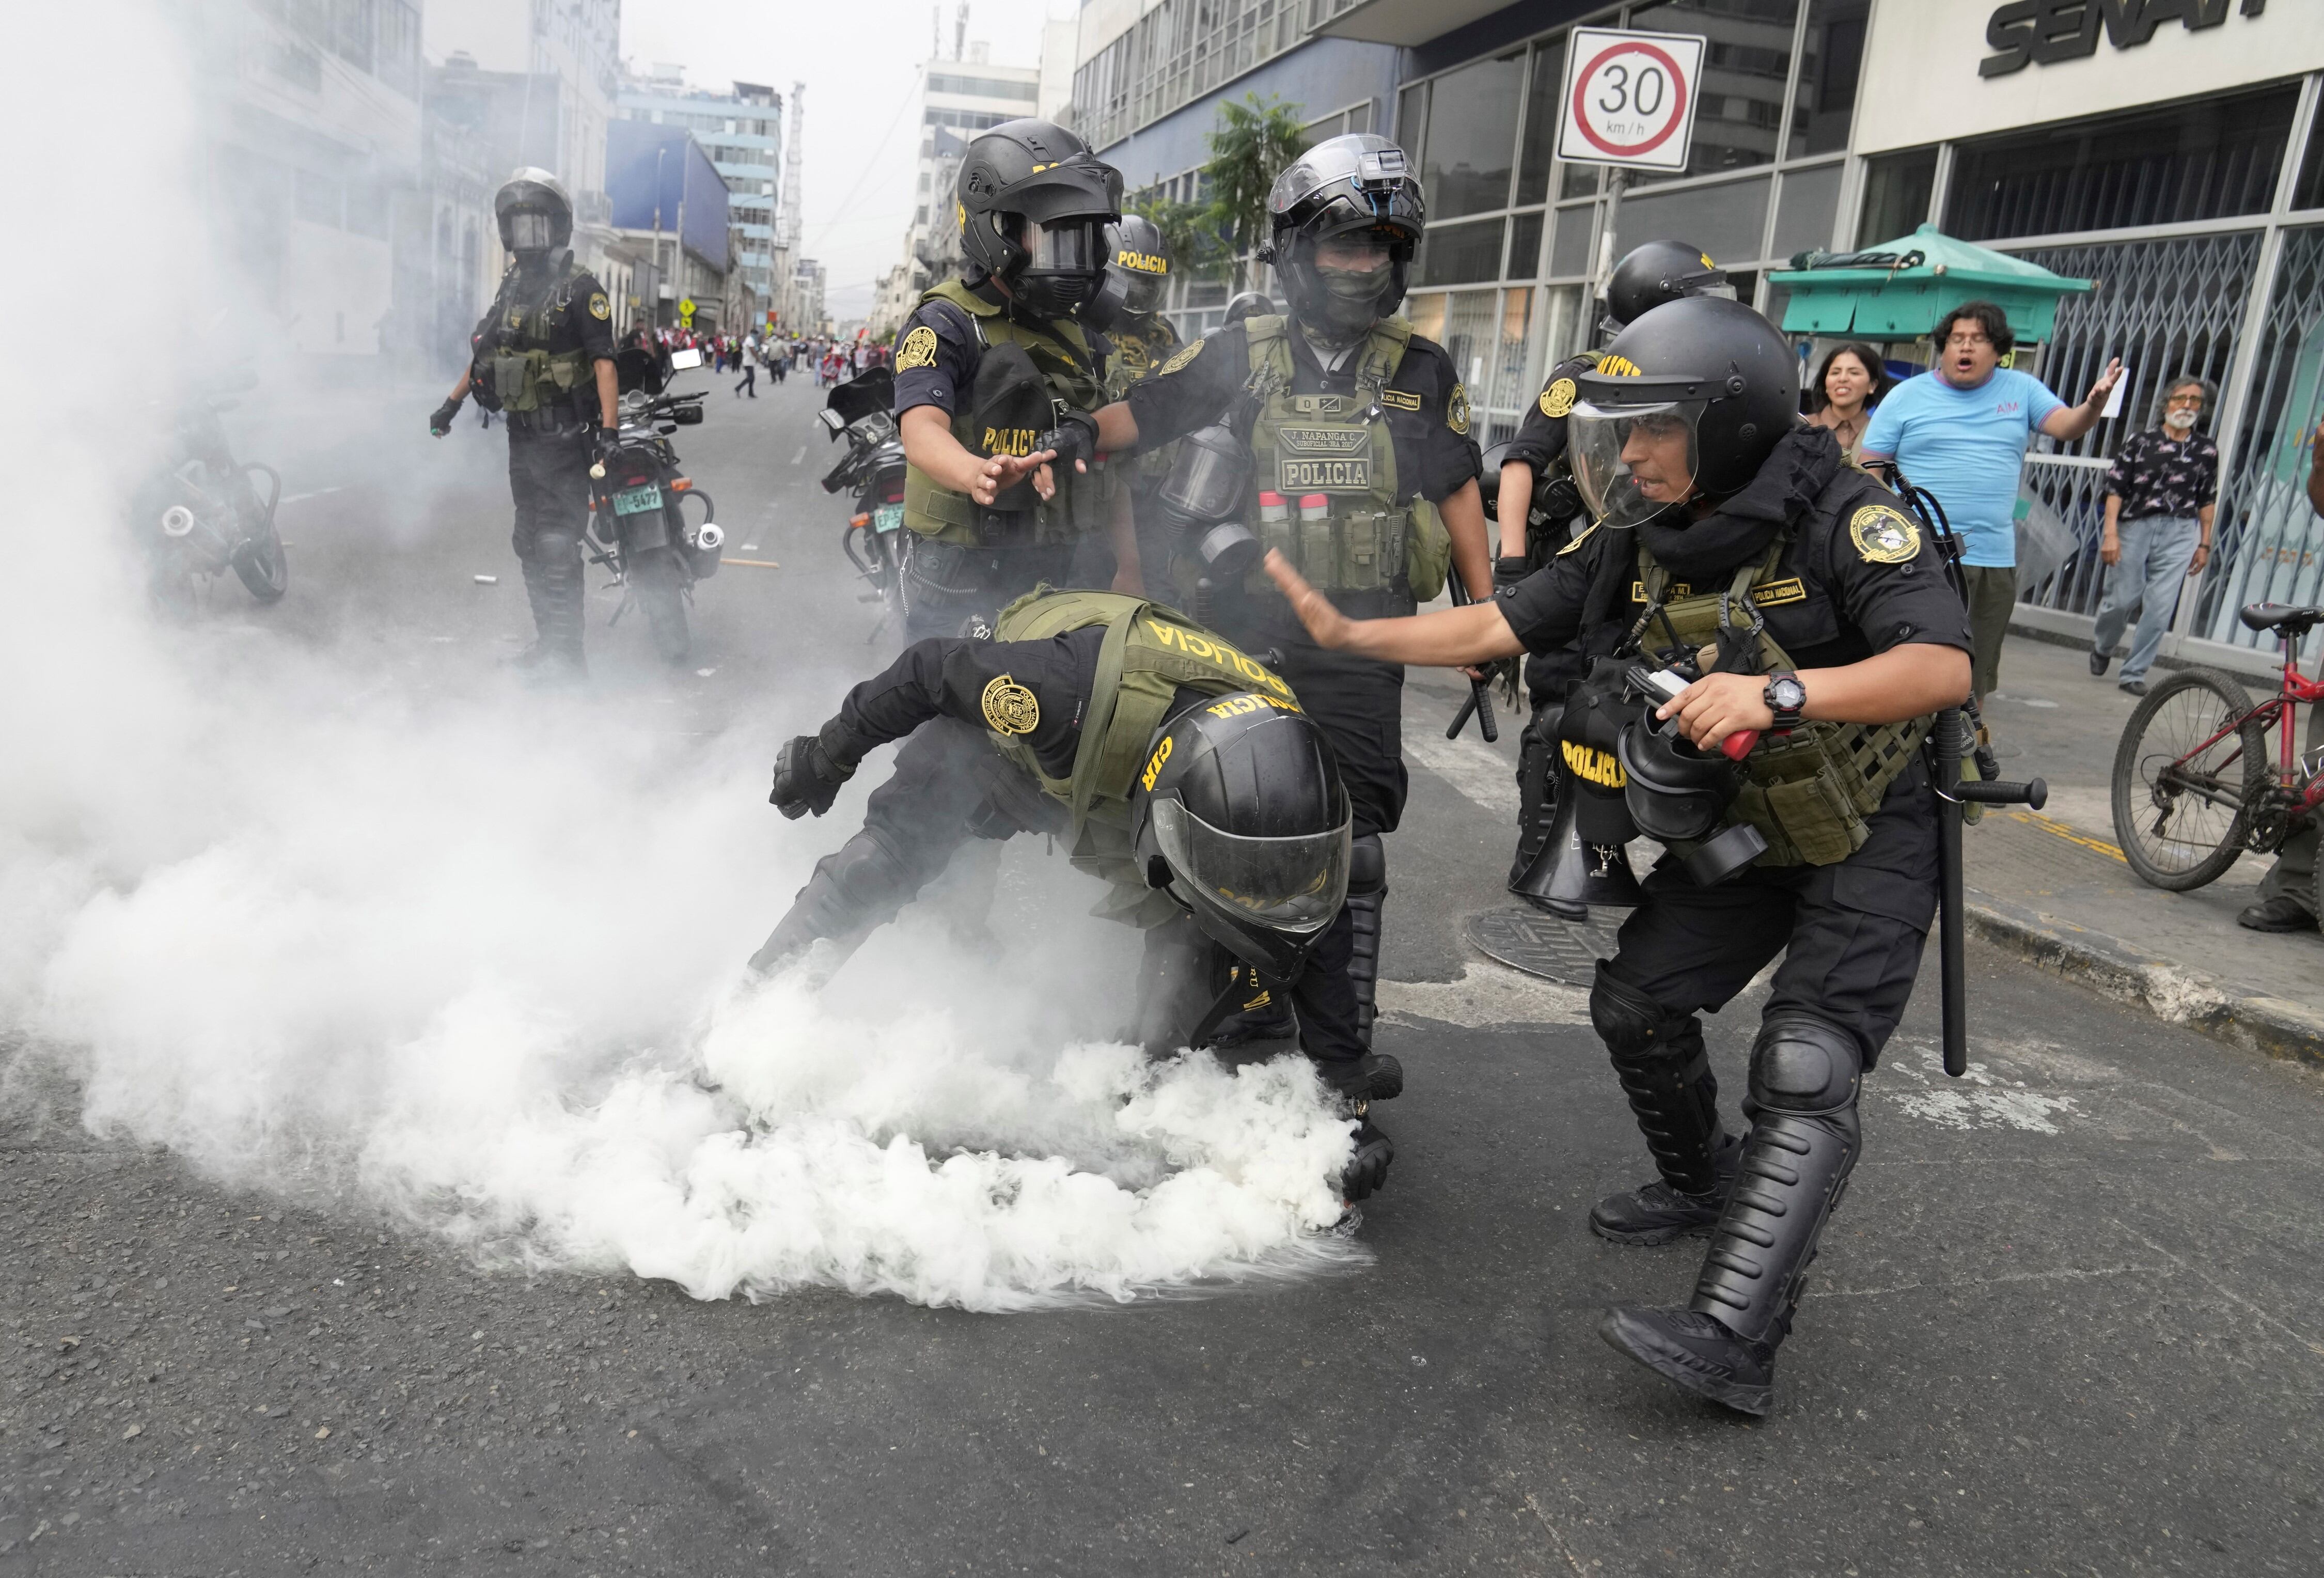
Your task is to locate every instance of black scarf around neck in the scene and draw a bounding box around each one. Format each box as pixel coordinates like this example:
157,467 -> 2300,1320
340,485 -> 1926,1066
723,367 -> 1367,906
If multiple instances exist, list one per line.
1632,423 -> 1843,582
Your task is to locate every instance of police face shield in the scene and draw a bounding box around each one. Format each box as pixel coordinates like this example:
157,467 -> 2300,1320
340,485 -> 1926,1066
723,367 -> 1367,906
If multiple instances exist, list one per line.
1119,265 -> 1166,316
1569,399 -> 1704,529
1151,796 -> 1353,972
503,207 -> 560,254
1011,215 -> 1108,313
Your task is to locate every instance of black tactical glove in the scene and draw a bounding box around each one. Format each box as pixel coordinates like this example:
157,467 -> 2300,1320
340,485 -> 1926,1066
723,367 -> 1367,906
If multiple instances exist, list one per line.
768,721 -> 866,819
429,398 -> 463,438
1035,410 -> 1101,472
1492,555 -> 1532,597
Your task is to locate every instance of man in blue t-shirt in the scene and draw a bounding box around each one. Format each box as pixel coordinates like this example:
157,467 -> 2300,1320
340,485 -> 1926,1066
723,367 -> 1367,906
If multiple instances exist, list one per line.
1861,301 -> 2122,703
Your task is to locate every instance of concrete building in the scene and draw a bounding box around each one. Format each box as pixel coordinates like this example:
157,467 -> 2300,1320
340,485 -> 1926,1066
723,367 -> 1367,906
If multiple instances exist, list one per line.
791,257 -> 828,336
605,121 -> 732,331
617,68 -> 783,331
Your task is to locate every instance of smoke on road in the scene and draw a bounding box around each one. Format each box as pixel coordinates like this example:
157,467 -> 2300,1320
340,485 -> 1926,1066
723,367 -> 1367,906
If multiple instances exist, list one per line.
0,0 -> 1362,1313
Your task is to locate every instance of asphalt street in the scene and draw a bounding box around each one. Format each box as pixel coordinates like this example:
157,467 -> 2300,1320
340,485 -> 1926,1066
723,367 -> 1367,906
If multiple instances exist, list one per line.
8,371 -> 2324,1576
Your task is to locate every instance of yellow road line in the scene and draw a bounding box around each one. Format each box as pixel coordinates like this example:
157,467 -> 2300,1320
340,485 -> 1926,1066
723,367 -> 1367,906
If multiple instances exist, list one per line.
721,558 -> 781,568
2005,809 -> 2128,864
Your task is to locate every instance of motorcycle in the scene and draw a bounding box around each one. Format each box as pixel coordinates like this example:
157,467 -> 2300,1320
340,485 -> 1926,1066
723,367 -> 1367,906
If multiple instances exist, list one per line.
133,369 -> 287,616
590,348 -> 719,663
818,368 -> 908,638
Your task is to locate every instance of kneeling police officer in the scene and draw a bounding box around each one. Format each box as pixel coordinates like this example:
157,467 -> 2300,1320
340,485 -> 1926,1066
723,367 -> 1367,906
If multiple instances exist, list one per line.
1264,295 -> 1974,1414
429,169 -> 619,678
891,120 -> 1140,640
747,587 -> 1401,1200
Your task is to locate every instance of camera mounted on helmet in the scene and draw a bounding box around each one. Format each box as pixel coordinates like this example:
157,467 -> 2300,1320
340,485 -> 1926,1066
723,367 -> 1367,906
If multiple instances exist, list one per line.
1130,693 -> 1352,983
1567,296 -> 1800,530
954,118 -> 1123,320
1263,134 -> 1424,348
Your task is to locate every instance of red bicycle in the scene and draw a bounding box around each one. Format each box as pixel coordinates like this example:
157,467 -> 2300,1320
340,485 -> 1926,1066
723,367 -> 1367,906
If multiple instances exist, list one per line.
2111,601 -> 2324,894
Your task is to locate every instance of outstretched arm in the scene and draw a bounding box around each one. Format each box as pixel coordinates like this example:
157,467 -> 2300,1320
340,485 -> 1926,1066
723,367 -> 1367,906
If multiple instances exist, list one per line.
1264,551 -> 1526,667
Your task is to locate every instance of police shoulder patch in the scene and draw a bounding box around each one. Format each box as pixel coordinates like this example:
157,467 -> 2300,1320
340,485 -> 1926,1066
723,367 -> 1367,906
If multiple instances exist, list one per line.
1159,339 -> 1203,376
588,292 -> 610,320
896,325 -> 941,371
1540,378 -> 1576,419
981,675 -> 1040,735
1447,382 -> 1471,435
1849,504 -> 1922,565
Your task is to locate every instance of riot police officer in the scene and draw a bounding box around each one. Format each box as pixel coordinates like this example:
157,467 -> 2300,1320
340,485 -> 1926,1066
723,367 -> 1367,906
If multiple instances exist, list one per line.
747,588 -> 1400,1200
1082,213 -> 1181,596
1077,133 -> 1494,1050
1496,240 -> 1736,885
890,119 -> 1139,640
429,169 -> 619,679
1263,295 -> 1974,1415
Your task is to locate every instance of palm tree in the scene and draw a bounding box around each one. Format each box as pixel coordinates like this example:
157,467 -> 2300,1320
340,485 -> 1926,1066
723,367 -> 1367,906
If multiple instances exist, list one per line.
1201,95 -> 1307,293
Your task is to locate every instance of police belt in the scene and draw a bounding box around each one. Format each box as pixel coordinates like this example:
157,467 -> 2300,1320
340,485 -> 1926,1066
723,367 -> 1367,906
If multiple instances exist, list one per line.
507,403 -> 589,437
971,506 -> 1040,547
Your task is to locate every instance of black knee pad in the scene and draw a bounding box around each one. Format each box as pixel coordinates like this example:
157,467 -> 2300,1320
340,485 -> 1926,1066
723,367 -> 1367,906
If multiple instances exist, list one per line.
1348,832 -> 1385,896
819,827 -> 918,910
1748,1012 -> 1863,1117
1589,961 -> 1673,1061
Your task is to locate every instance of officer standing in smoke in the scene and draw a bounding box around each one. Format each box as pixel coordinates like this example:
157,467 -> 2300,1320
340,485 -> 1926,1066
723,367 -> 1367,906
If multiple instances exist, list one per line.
428,170 -> 618,680
746,587 -> 1401,1200
1262,294 -> 1974,1414
1495,241 -> 1737,887
1079,133 -> 1495,1052
889,119 -> 1141,640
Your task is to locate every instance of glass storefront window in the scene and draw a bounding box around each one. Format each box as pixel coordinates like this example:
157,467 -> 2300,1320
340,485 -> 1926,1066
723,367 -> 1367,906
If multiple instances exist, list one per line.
1490,288 -> 1535,412
1549,204 -> 1597,277
1421,50 -> 1526,219
1771,162 -> 1843,261
1415,217 -> 1505,288
1507,211 -> 1545,280
1944,85 -> 2300,243
2298,110 -> 2324,211
1856,147 -> 1934,246
1613,176 -> 1770,270
1398,82 -> 1427,163
1627,0 -> 1799,186
1787,0 -> 1866,160
1562,163 -> 1600,201
1514,40 -> 1565,208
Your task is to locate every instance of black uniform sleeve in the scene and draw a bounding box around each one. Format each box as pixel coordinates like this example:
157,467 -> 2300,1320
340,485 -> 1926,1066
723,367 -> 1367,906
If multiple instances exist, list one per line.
830,627 -> 1104,779
1123,326 -> 1245,447
569,272 -> 617,361
1503,351 -> 1595,471
891,299 -> 982,418
1819,494 -> 1975,656
1390,336 -> 1482,502
1497,522 -> 1608,653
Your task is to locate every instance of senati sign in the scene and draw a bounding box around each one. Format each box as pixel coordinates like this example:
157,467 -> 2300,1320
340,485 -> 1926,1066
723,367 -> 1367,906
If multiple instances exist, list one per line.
1556,27 -> 1707,173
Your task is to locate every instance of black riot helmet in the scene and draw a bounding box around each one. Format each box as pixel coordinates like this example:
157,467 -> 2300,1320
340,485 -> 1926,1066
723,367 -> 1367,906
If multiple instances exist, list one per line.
1614,714 -> 1737,843
1263,134 -> 1424,349
495,167 -> 574,258
955,118 -> 1124,319
1567,296 -> 1801,528
1131,694 -> 1353,982
1603,239 -> 1733,336
1107,213 -> 1170,316
1222,290 -> 1275,328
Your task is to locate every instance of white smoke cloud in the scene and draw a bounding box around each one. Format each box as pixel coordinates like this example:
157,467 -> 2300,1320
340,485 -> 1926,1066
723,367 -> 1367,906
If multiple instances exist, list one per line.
0,0 -> 1361,1311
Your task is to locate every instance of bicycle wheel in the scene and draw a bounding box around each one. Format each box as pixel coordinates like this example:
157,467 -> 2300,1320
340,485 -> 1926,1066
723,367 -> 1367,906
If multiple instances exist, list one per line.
2111,667 -> 2266,890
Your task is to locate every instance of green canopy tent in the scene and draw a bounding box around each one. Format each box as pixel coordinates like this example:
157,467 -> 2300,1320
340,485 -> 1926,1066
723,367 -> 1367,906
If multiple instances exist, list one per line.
1767,223 -> 2093,345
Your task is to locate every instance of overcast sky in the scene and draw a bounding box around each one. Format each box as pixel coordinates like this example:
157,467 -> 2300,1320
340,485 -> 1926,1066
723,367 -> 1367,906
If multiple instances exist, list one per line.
622,0 -> 1074,318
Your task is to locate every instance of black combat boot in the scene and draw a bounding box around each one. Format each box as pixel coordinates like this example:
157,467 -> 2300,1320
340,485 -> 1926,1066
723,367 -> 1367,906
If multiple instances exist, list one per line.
1585,963 -> 1730,1243
1601,1012 -> 1863,1417
1589,1130 -> 1741,1245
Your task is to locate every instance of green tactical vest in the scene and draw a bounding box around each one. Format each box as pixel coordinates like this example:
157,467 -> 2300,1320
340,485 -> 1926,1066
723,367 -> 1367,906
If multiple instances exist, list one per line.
1636,538 -> 1930,868
1103,313 -> 1184,486
990,587 -> 1298,927
1240,315 -> 1453,601
902,278 -> 1107,548
484,257 -> 591,415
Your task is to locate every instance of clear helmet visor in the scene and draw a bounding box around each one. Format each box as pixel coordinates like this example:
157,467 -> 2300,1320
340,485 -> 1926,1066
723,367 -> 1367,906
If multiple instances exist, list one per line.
505,209 -> 559,252
1150,798 -> 1353,935
1568,398 -> 1705,529
1119,268 -> 1166,315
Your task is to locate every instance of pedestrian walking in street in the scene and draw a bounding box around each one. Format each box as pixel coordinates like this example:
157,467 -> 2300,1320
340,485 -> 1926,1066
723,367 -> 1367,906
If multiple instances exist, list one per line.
734,356 -> 757,397
1807,341 -> 1892,469
1860,301 -> 2123,705
2089,374 -> 2219,697
2239,418 -> 2324,933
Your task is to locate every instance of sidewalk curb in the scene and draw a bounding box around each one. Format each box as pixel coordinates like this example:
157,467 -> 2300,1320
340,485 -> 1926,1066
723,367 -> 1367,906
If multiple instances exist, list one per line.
1965,889 -> 2324,1066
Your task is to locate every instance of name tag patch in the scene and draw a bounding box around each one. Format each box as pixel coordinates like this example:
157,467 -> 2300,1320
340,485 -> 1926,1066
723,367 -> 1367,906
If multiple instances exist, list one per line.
1276,426 -> 1369,456
1378,388 -> 1421,411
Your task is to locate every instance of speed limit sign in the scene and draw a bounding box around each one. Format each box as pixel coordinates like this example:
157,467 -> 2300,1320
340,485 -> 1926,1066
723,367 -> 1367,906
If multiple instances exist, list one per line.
1557,27 -> 1706,172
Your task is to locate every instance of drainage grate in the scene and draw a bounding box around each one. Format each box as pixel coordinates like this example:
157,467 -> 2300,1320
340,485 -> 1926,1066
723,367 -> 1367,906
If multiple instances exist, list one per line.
1465,907 -> 1617,986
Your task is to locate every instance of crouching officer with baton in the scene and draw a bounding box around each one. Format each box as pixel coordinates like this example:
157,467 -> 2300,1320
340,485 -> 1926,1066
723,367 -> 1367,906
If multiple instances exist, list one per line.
745,587 -> 1401,1201
1264,293 -> 2020,1413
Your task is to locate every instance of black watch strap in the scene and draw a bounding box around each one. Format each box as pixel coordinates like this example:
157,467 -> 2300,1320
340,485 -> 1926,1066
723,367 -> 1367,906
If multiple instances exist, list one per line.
1764,671 -> 1807,730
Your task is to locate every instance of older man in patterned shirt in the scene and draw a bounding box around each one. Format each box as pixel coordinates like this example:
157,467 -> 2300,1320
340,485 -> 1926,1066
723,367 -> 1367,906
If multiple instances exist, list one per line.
2089,373 -> 2220,696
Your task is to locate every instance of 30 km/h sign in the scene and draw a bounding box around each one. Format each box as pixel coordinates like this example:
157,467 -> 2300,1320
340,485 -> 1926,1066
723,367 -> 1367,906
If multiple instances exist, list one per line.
1557,27 -> 1706,173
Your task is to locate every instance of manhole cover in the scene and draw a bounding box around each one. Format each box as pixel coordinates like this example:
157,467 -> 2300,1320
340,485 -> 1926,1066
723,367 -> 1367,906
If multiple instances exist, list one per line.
1465,907 -> 1616,985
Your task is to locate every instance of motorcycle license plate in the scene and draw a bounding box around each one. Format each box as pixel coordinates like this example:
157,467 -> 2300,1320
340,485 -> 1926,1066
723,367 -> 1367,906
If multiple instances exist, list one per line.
613,483 -> 664,515
872,503 -> 903,534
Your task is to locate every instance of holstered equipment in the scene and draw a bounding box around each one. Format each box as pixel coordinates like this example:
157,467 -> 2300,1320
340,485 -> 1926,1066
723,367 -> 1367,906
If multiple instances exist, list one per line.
479,256 -> 590,418
1589,963 -> 1727,1197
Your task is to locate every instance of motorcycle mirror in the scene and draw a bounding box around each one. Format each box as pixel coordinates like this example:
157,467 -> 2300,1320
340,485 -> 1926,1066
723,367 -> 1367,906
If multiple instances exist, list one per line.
672,404 -> 704,426
816,408 -> 847,436
669,347 -> 703,371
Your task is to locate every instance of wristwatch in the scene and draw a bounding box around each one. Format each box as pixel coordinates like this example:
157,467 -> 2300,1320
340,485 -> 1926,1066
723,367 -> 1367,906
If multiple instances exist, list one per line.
1763,671 -> 1807,730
